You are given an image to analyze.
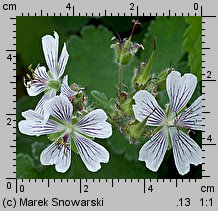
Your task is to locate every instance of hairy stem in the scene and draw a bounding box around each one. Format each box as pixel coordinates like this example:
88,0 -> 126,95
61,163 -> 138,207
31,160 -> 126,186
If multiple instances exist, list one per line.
118,64 -> 122,92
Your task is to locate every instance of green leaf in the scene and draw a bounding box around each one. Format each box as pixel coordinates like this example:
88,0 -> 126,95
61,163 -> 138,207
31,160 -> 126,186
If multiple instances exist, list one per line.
66,25 -> 138,99
107,128 -> 142,162
91,90 -> 114,112
17,154 -> 38,178
91,90 -> 110,105
141,17 -> 188,73
31,142 -> 47,161
183,17 -> 202,81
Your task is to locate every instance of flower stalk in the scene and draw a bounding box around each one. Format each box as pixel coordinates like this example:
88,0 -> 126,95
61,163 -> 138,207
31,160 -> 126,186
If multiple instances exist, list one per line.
118,64 -> 122,92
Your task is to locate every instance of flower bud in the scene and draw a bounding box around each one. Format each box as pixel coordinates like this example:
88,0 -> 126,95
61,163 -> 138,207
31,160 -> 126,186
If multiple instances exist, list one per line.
111,39 -> 143,66
120,51 -> 133,66
111,20 -> 143,66
127,118 -> 148,142
132,37 -> 156,90
132,50 -> 155,90
71,92 -> 87,112
119,91 -> 128,104
119,97 -> 134,116
111,42 -> 122,64
70,83 -> 84,92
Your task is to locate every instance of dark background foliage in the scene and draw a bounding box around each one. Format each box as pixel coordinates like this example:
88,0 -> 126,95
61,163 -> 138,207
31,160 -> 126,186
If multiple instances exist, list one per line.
17,16 -> 201,179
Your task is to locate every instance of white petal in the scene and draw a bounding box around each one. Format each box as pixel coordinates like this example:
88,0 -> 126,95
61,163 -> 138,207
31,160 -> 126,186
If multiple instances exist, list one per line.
133,90 -> 165,126
61,75 -> 77,97
167,71 -> 197,113
42,31 -> 59,79
21,109 -> 44,121
34,66 -> 51,81
176,96 -> 202,130
169,127 -> 202,176
74,133 -> 109,172
139,127 -> 168,172
76,109 -> 112,139
26,82 -> 46,96
43,95 -> 73,122
26,66 -> 50,96
40,135 -> 71,173
35,89 -> 56,117
57,43 -> 69,78
18,113 -> 64,136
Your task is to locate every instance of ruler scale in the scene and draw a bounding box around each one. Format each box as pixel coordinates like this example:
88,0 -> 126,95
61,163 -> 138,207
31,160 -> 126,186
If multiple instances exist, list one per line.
0,0 -> 217,210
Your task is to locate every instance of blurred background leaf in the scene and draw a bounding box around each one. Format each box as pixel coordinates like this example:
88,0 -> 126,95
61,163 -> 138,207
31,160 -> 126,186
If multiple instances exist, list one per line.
17,17 -> 56,68
101,16 -> 151,34
141,17 -> 188,74
183,17 -> 202,81
53,17 -> 90,34
17,17 -> 91,68
17,154 -> 38,178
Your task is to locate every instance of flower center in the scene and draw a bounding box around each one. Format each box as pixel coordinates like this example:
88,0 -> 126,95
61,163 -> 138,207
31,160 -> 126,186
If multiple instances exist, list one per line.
64,118 -> 78,135
65,124 -> 73,134
47,80 -> 60,90
166,113 -> 176,127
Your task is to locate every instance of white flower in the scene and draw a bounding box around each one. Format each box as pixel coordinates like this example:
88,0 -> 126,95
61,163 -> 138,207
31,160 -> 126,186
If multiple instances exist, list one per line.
18,95 -> 112,173
60,75 -> 79,98
25,31 -> 77,115
133,71 -> 202,175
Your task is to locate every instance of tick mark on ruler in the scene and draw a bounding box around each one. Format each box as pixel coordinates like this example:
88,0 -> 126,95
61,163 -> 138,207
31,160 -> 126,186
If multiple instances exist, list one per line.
202,143 -> 216,146
202,175 -> 210,178
202,16 -> 216,18
143,179 -> 146,193
79,179 -> 82,193
202,79 -> 216,82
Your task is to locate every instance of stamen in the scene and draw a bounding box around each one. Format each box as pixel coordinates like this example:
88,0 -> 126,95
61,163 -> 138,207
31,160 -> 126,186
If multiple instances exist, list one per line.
55,138 -> 70,157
